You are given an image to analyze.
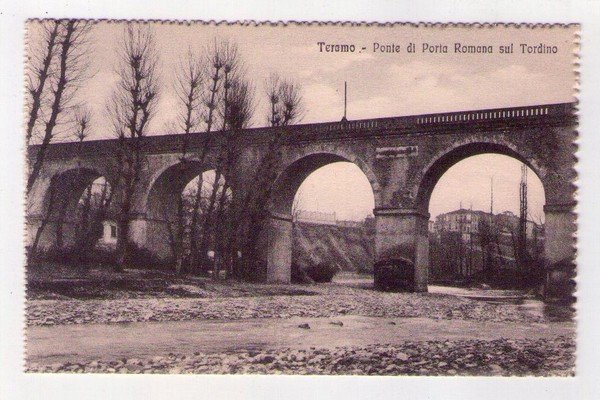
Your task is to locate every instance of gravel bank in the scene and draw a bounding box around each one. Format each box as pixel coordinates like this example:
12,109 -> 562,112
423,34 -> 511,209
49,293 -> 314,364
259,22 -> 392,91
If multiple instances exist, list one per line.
27,284 -> 549,326
26,337 -> 575,376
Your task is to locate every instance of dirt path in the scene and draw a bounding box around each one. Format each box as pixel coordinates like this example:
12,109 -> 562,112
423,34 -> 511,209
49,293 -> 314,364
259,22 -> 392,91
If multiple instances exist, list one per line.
27,315 -> 574,365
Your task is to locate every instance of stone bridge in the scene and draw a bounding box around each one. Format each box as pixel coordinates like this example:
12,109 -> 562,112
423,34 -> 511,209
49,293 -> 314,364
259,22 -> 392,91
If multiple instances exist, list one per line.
27,102 -> 577,292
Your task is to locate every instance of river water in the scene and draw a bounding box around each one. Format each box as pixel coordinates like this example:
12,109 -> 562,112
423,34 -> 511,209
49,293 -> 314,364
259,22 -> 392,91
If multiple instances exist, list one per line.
335,274 -> 574,323
27,314 -> 574,365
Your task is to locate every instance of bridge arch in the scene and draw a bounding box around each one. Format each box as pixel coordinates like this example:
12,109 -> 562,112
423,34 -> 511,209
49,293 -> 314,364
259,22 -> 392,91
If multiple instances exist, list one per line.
270,151 -> 381,216
390,138 -> 573,295
141,159 -> 228,263
261,151 -> 380,283
145,160 -> 218,221
28,166 -> 114,253
415,140 -> 547,215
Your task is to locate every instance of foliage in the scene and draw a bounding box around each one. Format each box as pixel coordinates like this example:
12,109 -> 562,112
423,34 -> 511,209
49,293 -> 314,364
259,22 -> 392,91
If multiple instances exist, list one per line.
29,245 -> 117,267
374,258 -> 415,291
291,263 -> 314,284
303,262 -> 340,283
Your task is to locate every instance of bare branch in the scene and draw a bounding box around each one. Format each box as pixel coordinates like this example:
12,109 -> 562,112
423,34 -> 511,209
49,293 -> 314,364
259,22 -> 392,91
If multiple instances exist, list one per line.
109,23 -> 160,140
73,105 -> 92,142
27,19 -> 94,193
265,73 -> 303,127
106,23 -> 162,270
174,49 -> 205,133
26,20 -> 60,144
224,76 -> 255,130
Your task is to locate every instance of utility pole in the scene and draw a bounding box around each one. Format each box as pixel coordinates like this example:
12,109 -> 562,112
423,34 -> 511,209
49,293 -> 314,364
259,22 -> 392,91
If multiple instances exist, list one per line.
490,176 -> 494,215
479,175 -> 495,280
341,81 -> 348,122
518,163 -> 528,270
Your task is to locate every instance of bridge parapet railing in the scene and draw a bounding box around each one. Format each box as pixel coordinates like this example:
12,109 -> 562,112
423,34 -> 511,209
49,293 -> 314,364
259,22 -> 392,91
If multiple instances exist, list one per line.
282,102 -> 574,136
414,103 -> 571,126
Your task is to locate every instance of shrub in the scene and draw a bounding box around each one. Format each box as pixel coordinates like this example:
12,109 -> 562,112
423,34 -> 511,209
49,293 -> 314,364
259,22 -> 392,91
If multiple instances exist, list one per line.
123,242 -> 171,270
28,245 -> 120,267
374,258 -> 415,292
291,263 -> 314,284
304,262 -> 340,283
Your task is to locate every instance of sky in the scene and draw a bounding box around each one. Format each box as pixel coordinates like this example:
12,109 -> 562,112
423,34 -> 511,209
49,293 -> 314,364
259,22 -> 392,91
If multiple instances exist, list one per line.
27,21 -> 575,221
295,156 -> 544,222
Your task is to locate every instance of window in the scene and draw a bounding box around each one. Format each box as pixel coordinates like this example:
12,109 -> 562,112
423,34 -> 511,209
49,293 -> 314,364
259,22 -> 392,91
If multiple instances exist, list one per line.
110,225 -> 117,238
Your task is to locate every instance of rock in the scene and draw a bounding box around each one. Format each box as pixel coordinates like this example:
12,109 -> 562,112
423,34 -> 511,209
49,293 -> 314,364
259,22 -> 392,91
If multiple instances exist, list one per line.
396,352 -> 409,361
255,355 -> 276,364
50,363 -> 63,372
329,321 -> 344,327
489,364 -> 504,374
389,321 -> 397,325
298,323 -> 310,329
166,284 -> 206,297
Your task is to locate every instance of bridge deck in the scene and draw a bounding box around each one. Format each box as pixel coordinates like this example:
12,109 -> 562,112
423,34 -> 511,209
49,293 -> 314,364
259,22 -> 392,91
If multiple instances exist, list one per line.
31,102 -> 576,158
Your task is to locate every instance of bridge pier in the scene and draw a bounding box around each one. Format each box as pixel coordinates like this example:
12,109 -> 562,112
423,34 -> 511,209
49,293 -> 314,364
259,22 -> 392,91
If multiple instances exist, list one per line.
374,208 -> 429,292
27,215 -> 83,252
260,213 -> 293,283
128,216 -> 175,262
543,204 -> 576,299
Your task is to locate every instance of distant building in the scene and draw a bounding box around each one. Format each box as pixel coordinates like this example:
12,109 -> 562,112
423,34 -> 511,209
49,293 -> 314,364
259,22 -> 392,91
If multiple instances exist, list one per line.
295,210 -> 337,225
433,208 -> 542,241
295,210 -> 374,230
429,208 -> 545,280
433,209 -> 493,242
336,220 -> 364,228
494,211 -> 540,238
98,220 -> 118,247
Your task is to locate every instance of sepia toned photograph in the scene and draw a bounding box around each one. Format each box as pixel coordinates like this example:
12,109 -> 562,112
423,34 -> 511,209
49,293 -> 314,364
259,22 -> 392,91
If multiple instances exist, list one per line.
23,20 -> 578,376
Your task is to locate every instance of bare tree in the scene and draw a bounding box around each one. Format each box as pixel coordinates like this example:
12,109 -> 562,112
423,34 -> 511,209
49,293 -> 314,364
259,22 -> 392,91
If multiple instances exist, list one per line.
190,40 -> 243,276
164,49 -> 206,273
108,24 -> 160,270
478,217 -> 494,281
291,186 -> 304,226
144,38 -> 300,281
266,73 -> 304,127
71,109 -> 113,260
28,179 -> 58,261
213,76 -> 255,278
54,106 -> 94,250
26,20 -> 93,261
26,107 -> 93,262
26,20 -> 61,144
27,19 -> 93,193
73,105 -> 92,142
174,49 -> 205,154
236,76 -> 303,280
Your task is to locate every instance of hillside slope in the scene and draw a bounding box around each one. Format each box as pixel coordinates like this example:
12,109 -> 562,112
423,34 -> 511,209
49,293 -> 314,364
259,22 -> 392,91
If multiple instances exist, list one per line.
292,222 -> 375,272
